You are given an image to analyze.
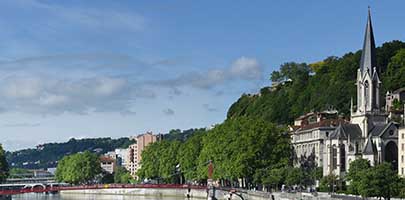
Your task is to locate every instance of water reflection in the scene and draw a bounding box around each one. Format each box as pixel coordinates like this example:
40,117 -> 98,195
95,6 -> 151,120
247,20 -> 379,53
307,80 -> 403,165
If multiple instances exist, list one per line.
12,194 -> 189,200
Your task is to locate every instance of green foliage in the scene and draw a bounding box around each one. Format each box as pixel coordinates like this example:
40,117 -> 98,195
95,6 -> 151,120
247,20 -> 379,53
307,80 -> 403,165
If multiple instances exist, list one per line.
137,140 -> 181,183
0,144 -> 9,183
114,166 -> 134,184
384,49 -> 405,92
9,168 -> 32,178
177,130 -> 205,180
370,163 -> 401,199
138,117 -> 291,187
197,117 -> 290,182
347,160 -> 401,199
285,167 -> 304,186
6,137 -> 132,169
228,41 -> 405,125
164,128 -> 205,141
346,158 -> 371,195
319,174 -> 338,192
55,151 -> 102,185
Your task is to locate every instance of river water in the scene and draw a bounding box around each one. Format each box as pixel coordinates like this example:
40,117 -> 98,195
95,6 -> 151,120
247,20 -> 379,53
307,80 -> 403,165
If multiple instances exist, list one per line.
12,194 -> 188,200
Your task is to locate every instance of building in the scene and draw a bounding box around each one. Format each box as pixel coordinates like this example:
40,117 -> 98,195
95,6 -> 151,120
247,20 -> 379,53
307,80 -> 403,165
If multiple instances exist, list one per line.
386,88 -> 405,112
104,148 -> 128,167
292,9 -> 401,179
386,88 -> 405,124
126,132 -> 160,178
323,9 -> 399,177
291,110 -> 343,167
100,156 -> 116,174
115,148 -> 129,167
399,127 -> 405,177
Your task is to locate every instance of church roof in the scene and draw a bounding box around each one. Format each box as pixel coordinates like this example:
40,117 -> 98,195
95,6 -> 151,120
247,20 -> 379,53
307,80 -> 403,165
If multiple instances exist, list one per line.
369,124 -> 387,136
363,137 -> 377,155
329,124 -> 362,140
359,8 -> 377,75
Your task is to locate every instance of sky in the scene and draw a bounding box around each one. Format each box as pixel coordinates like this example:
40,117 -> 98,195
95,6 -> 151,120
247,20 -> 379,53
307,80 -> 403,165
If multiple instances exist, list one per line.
0,1 -> 405,151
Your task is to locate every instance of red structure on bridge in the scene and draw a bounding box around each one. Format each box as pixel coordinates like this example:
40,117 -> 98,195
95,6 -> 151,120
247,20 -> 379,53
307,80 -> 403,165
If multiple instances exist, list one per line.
0,184 -> 207,196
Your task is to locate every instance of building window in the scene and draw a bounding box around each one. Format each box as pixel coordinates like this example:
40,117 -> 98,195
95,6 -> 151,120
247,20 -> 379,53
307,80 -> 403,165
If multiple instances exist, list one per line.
326,132 -> 329,137
402,144 -> 404,151
402,155 -> 404,163
332,146 -> 337,170
402,133 -> 404,139
340,145 -> 346,172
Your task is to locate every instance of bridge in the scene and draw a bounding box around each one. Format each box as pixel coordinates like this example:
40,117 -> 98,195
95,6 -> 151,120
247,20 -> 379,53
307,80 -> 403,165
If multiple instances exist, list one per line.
0,184 -> 207,196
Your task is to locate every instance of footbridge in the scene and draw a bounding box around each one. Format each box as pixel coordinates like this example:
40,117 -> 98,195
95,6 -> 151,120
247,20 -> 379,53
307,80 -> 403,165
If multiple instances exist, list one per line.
0,184 -> 206,196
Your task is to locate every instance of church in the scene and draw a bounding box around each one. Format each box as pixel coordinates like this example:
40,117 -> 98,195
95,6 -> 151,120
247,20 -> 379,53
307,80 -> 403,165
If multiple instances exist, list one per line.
291,9 -> 400,178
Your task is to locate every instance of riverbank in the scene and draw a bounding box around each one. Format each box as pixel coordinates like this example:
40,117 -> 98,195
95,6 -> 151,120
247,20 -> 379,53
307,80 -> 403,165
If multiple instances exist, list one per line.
60,187 -> 273,200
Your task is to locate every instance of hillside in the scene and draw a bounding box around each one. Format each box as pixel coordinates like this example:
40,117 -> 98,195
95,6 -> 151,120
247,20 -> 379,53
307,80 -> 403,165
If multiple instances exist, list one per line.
227,40 -> 405,125
6,137 -> 133,169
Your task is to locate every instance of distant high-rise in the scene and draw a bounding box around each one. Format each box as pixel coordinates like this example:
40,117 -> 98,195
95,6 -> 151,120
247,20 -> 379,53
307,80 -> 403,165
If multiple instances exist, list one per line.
126,132 -> 160,178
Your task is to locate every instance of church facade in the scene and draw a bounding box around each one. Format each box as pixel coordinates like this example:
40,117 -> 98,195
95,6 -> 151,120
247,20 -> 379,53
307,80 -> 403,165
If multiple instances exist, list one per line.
323,9 -> 399,177
292,10 -> 400,178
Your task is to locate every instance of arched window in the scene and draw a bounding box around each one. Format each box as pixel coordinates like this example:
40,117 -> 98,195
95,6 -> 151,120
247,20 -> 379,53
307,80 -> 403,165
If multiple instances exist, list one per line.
364,81 -> 369,109
340,144 -> 346,172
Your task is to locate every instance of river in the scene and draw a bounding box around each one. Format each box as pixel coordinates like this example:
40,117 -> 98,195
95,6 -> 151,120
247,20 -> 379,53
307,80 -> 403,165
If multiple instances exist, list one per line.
11,193 -> 188,200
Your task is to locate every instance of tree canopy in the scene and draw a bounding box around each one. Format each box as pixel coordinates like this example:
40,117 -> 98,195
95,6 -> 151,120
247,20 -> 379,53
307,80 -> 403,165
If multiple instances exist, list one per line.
55,151 -> 102,185
138,117 -> 291,188
228,40 -> 405,125
0,144 -> 9,183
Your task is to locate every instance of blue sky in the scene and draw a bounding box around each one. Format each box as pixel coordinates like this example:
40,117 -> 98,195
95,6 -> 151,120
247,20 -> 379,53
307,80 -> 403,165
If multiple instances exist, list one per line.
0,0 -> 404,151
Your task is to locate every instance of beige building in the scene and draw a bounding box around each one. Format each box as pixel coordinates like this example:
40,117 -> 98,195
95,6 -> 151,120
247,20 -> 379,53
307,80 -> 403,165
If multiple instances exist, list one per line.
291,110 -> 342,167
399,127 -> 405,177
100,156 -> 116,174
126,132 -> 159,178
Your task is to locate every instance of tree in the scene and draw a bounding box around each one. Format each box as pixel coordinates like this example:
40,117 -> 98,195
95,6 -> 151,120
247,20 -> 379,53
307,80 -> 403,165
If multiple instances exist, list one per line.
0,144 -> 9,183
197,117 -> 290,187
137,140 -> 181,183
285,167 -> 303,187
319,174 -> 338,192
261,167 -> 285,191
177,130 -> 205,181
346,158 -> 371,195
384,49 -> 405,92
372,163 -> 401,200
114,166 -> 133,184
55,151 -> 102,184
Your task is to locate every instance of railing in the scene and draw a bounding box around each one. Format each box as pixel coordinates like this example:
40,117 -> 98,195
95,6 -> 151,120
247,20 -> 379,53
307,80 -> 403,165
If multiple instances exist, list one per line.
0,184 -> 207,196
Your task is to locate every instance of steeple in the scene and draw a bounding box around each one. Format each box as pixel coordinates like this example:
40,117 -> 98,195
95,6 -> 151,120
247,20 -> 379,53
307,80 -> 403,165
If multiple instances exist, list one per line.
359,7 -> 377,75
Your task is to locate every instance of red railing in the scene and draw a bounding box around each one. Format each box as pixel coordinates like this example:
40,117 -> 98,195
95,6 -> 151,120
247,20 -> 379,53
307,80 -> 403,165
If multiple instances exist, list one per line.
0,184 -> 207,195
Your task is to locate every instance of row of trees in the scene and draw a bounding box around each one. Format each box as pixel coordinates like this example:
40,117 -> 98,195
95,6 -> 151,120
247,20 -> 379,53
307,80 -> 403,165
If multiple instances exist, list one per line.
137,117 -> 295,189
55,151 -> 134,185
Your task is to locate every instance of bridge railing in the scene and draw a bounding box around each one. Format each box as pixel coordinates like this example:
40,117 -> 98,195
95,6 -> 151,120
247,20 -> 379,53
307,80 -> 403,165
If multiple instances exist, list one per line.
0,184 -> 207,195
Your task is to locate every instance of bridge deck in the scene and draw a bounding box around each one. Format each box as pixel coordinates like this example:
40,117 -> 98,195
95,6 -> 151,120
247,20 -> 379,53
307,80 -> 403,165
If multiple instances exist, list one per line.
0,184 -> 207,196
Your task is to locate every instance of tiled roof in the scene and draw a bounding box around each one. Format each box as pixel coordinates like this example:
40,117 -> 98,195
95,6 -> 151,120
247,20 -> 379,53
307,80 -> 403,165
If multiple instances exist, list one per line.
329,124 -> 362,140
299,119 -> 347,131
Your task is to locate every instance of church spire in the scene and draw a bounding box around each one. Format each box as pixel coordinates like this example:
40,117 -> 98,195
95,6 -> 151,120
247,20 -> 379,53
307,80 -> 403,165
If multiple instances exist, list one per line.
359,7 -> 377,75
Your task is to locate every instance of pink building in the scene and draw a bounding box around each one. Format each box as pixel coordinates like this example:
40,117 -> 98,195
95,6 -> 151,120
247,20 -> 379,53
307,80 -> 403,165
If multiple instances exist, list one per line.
126,132 -> 160,178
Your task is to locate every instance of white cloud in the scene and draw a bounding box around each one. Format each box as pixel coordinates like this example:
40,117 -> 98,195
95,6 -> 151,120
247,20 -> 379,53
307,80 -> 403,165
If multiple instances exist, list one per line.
229,57 -> 262,80
0,75 -> 152,115
153,56 -> 263,89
